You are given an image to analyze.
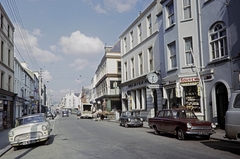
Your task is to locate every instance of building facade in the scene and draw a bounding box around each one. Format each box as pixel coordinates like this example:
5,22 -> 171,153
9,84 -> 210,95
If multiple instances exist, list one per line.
120,0 -> 163,118
0,3 -> 15,129
93,41 -> 122,112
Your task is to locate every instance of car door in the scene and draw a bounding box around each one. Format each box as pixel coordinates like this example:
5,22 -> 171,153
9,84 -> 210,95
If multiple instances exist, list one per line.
156,110 -> 165,131
162,110 -> 174,133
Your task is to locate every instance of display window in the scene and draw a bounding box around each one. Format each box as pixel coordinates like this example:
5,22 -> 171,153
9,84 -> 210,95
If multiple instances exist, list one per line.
183,86 -> 201,112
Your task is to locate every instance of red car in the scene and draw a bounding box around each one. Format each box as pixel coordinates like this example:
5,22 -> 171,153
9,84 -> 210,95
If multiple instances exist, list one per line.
148,108 -> 216,140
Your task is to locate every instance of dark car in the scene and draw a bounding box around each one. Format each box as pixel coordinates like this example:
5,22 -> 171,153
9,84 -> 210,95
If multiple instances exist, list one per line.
62,110 -> 69,117
119,111 -> 143,128
148,108 -> 216,140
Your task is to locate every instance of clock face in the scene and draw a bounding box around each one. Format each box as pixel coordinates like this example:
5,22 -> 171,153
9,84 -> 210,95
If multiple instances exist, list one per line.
147,73 -> 158,84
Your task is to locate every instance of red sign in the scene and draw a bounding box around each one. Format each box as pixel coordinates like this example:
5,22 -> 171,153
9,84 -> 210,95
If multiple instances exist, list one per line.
180,77 -> 199,83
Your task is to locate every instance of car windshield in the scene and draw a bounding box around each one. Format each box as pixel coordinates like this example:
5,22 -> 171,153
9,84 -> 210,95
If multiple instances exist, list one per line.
18,115 -> 44,126
173,110 -> 197,119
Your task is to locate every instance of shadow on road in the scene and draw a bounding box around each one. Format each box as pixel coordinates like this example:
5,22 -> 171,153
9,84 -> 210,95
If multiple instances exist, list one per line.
201,140 -> 240,156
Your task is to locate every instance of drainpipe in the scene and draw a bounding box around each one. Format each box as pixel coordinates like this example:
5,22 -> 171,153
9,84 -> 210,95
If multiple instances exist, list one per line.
196,1 -> 206,120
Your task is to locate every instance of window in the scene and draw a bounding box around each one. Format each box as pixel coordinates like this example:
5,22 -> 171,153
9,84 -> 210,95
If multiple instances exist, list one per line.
1,72 -> 4,88
138,24 -> 142,43
130,31 -> 134,49
147,14 -> 152,36
131,58 -> 135,78
1,14 -> 3,29
110,81 -> 119,89
8,49 -> 11,66
124,37 -> 127,53
210,22 -> 228,60
124,62 -> 128,81
1,41 -> 3,61
158,111 -> 164,117
183,0 -> 191,19
138,53 -> 143,75
148,47 -> 153,71
167,1 -> 175,26
184,37 -> 194,65
8,76 -> 11,91
7,25 -> 10,38
117,61 -> 121,73
168,42 -> 177,68
234,94 -> 240,108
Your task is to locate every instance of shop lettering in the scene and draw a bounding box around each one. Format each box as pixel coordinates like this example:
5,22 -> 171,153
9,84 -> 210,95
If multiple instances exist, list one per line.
180,77 -> 199,83
128,80 -> 145,88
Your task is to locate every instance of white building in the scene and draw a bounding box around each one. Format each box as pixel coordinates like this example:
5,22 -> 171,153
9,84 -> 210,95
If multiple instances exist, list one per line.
14,60 -> 39,117
92,41 -> 122,112
61,91 -> 80,111
0,3 -> 15,129
119,0 -> 163,118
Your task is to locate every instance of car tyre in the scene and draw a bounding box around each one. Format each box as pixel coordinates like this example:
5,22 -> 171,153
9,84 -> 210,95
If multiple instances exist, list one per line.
203,135 -> 210,140
119,122 -> 122,126
13,146 -> 18,151
153,127 -> 160,135
177,128 -> 185,140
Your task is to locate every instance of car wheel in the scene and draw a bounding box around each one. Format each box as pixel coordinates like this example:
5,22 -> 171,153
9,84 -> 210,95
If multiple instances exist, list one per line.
153,127 -> 160,135
177,128 -> 185,140
119,121 -> 122,126
203,135 -> 210,140
13,146 -> 18,151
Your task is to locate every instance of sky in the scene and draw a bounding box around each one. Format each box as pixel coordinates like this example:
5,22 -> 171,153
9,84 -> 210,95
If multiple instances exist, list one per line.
0,0 -> 153,103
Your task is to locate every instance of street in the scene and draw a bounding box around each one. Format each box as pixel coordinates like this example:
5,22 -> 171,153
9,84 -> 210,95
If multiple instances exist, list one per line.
2,114 -> 240,159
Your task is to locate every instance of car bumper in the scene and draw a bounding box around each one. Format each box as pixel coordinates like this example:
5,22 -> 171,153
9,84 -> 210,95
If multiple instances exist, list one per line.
185,130 -> 215,136
127,121 -> 143,127
10,135 -> 50,147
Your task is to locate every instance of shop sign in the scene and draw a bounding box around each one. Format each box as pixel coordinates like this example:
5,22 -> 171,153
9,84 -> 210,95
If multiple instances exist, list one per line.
180,77 -> 199,83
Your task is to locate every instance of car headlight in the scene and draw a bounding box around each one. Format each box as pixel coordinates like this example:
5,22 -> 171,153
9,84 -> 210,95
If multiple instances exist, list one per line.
8,131 -> 14,137
42,125 -> 47,131
128,118 -> 131,122
187,123 -> 192,129
211,123 -> 216,129
140,118 -> 143,122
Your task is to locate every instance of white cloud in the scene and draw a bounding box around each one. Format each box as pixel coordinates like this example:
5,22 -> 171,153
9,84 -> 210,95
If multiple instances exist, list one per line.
14,24 -> 62,63
59,30 -> 104,55
94,3 -> 107,14
69,58 -> 93,70
42,70 -> 53,82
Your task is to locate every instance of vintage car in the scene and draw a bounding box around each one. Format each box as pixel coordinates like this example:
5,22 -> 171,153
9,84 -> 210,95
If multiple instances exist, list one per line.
148,108 -> 216,140
8,113 -> 52,150
119,111 -> 143,128
46,111 -> 54,120
62,110 -> 69,117
225,90 -> 240,139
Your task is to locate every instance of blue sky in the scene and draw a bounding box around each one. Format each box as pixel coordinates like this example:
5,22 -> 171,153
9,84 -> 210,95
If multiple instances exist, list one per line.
1,0 -> 153,103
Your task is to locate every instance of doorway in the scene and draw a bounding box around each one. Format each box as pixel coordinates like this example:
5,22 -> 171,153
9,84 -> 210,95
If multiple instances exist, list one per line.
153,89 -> 158,116
215,83 -> 228,129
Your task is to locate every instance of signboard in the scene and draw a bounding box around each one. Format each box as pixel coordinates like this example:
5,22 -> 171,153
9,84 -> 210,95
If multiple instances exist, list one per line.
147,85 -> 160,89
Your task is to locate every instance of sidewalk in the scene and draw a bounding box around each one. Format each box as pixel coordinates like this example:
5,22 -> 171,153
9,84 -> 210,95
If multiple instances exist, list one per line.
0,128 -> 12,157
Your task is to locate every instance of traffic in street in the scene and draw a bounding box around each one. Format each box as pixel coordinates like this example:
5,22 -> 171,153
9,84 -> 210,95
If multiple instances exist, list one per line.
2,114 -> 240,159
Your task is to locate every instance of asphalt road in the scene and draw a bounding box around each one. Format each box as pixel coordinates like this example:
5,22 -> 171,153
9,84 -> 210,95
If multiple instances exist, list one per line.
2,114 -> 240,159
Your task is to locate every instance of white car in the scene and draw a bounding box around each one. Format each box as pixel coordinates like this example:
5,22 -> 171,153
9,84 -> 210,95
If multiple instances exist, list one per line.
225,90 -> 240,139
8,113 -> 52,150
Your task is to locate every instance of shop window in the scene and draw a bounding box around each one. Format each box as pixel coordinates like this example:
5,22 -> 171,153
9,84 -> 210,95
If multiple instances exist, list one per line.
184,86 -> 200,112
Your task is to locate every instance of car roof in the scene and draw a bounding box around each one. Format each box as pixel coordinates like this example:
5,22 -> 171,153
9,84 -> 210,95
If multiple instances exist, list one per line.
16,113 -> 45,120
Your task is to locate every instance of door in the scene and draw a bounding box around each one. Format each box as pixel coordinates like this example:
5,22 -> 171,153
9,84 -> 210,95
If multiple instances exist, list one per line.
216,83 -> 228,129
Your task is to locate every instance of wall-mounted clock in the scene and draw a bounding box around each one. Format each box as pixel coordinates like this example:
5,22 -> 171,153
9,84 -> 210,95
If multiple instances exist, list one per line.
147,73 -> 158,84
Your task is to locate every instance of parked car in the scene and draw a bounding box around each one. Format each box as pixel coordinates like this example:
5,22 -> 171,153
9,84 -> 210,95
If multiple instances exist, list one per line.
148,108 -> 216,140
225,90 -> 240,139
119,111 -> 143,127
46,111 -> 54,119
8,113 -> 52,150
62,110 -> 69,117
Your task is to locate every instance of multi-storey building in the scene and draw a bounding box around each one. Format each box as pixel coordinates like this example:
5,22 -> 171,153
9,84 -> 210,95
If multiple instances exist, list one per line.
14,60 -> 39,118
0,3 -> 15,129
93,41 -> 122,112
159,0 -> 240,129
120,0 -> 163,118
61,91 -> 80,112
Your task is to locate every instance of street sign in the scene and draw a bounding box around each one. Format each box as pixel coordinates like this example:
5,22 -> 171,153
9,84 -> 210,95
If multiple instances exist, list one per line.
147,85 -> 160,89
